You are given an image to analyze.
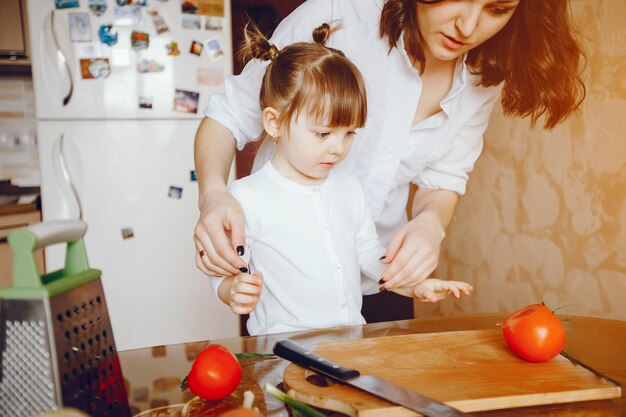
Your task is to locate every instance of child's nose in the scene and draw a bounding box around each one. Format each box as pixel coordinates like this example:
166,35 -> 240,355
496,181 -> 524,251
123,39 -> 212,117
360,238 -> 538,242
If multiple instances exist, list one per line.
329,138 -> 345,155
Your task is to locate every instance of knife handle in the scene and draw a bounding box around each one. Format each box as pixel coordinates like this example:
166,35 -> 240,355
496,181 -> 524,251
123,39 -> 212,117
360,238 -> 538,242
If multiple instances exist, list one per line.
274,339 -> 360,381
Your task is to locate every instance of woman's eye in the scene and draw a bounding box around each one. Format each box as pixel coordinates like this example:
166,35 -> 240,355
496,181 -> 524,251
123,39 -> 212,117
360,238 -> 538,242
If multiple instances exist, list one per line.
316,132 -> 331,138
347,131 -> 357,137
489,6 -> 513,16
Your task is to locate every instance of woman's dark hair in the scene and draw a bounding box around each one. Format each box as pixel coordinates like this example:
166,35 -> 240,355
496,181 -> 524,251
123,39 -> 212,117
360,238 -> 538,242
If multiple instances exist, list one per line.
239,23 -> 367,130
380,0 -> 586,129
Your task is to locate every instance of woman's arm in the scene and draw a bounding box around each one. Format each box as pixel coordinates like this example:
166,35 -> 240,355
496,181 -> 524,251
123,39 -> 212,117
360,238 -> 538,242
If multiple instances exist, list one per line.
193,118 -> 247,277
379,184 -> 458,290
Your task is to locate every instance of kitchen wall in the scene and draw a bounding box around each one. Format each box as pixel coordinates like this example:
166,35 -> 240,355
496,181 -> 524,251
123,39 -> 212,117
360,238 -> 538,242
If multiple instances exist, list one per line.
0,75 -> 39,185
417,1 -> 626,321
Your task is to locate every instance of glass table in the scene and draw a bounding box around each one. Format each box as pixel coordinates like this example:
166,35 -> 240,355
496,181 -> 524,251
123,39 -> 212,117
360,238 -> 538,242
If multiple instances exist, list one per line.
118,314 -> 626,416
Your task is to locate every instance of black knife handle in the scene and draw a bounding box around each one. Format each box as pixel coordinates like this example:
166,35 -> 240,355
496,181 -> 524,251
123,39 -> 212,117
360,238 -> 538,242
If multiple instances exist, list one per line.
274,339 -> 360,381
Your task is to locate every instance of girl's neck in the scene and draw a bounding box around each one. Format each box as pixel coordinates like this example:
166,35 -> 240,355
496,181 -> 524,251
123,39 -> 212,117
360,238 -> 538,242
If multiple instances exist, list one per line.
270,152 -> 325,186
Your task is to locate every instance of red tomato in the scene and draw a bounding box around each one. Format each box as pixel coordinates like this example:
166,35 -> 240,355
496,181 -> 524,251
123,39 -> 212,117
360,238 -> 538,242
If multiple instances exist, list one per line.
502,303 -> 566,363
187,345 -> 242,400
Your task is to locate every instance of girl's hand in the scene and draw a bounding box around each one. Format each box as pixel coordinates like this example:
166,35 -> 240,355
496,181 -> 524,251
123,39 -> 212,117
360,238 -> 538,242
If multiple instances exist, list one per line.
379,213 -> 445,290
412,279 -> 473,303
194,189 -> 247,277
229,272 -> 263,315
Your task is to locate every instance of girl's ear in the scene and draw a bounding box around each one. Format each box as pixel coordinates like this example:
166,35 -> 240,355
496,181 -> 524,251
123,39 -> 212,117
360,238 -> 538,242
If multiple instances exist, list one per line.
262,107 -> 280,138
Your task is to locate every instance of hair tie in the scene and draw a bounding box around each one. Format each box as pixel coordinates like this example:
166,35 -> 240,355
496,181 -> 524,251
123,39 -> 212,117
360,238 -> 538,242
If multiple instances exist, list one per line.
268,45 -> 280,61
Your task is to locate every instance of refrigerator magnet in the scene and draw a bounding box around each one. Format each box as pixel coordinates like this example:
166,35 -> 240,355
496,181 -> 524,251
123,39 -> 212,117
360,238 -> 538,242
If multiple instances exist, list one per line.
136,59 -> 164,73
197,67 -> 223,86
150,10 -> 169,34
98,24 -> 118,46
168,186 -> 183,200
114,6 -> 142,26
173,89 -> 199,113
131,31 -> 150,50
116,0 -> 147,6
190,170 -> 197,182
166,41 -> 181,56
88,0 -> 107,16
181,0 -> 198,14
189,40 -> 203,56
121,228 -> 135,240
197,0 -> 224,17
80,58 -> 111,79
69,13 -> 92,43
182,15 -> 201,30
204,38 -> 224,62
204,16 -> 223,31
151,346 -> 167,358
55,0 -> 79,9
139,96 -> 153,109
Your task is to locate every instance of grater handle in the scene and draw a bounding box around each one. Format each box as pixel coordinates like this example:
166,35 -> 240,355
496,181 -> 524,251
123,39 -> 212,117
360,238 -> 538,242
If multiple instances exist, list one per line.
5,220 -> 91,291
25,220 -> 87,249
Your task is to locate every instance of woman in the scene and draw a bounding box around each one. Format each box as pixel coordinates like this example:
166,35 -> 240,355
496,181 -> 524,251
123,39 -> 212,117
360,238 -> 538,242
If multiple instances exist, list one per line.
193,0 -> 585,291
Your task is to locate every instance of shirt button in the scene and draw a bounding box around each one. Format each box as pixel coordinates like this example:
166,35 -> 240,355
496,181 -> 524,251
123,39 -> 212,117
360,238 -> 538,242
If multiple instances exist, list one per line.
335,264 -> 342,271
323,224 -> 329,230
341,303 -> 348,309
313,186 -> 320,193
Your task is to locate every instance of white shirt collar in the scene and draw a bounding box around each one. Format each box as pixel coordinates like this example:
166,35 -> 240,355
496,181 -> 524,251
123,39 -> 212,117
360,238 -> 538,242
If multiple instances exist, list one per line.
397,33 -> 469,114
263,160 -> 334,194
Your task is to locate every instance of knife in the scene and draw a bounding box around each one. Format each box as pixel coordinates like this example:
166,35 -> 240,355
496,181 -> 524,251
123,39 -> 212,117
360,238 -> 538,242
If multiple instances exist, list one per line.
274,339 -> 470,417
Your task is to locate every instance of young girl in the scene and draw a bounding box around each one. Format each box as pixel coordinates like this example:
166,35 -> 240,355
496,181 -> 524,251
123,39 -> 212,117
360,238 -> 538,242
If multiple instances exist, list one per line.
194,0 -> 585,295
207,24 -> 472,335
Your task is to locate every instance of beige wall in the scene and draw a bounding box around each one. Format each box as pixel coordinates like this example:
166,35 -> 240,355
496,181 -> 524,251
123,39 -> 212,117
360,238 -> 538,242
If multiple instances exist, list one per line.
416,1 -> 626,321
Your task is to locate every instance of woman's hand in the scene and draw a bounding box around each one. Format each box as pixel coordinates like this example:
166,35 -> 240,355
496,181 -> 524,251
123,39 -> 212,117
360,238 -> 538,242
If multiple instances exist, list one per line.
379,212 -> 445,290
228,272 -> 263,315
194,189 -> 247,277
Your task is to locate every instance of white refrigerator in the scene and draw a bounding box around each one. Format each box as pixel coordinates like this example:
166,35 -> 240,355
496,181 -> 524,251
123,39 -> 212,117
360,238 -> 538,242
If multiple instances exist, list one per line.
27,0 -> 239,350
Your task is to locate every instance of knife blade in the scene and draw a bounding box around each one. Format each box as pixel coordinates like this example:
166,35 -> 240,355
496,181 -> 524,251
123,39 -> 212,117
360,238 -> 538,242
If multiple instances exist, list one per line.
274,339 -> 470,417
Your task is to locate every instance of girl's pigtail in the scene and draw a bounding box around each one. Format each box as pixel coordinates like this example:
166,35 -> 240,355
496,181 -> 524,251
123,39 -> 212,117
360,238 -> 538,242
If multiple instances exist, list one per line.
312,23 -> 332,46
238,22 -> 280,63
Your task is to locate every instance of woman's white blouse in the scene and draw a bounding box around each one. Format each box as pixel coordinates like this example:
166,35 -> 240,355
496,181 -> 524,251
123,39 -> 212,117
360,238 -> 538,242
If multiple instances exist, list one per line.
204,0 -> 502,245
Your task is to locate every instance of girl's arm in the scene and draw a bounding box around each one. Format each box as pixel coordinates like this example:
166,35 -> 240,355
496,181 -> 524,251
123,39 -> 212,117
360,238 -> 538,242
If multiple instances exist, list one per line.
392,278 -> 473,302
214,272 -> 264,315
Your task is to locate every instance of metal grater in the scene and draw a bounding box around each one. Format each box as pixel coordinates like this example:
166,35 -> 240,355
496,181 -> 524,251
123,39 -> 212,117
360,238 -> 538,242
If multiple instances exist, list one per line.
0,220 -> 131,417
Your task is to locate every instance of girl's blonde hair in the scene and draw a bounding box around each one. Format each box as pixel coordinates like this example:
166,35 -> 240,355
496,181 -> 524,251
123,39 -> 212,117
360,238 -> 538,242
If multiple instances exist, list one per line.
239,22 -> 367,130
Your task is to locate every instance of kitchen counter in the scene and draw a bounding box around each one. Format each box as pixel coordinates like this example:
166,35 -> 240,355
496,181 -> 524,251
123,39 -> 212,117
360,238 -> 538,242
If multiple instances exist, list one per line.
119,314 -> 626,416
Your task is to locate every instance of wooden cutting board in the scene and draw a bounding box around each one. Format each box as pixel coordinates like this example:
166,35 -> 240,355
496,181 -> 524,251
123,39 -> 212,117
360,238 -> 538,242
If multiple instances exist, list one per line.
283,330 -> 621,416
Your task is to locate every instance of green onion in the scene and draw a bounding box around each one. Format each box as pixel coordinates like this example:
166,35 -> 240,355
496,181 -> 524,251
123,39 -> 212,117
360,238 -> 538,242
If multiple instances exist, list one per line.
264,384 -> 326,417
235,352 -> 276,359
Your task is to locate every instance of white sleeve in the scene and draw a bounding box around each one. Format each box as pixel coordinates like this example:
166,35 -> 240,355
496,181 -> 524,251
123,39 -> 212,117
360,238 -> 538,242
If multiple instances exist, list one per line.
203,0 -> 334,150
351,178 -> 387,295
413,85 -> 501,195
207,180 -> 255,296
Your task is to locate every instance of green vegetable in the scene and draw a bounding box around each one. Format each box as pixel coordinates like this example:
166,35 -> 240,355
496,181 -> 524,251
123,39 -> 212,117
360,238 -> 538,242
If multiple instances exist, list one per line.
264,384 -> 326,417
235,353 -> 276,359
